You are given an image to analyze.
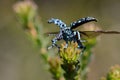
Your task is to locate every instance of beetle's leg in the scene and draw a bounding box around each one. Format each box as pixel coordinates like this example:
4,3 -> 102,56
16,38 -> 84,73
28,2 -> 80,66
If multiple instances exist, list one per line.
64,41 -> 68,48
77,40 -> 85,49
48,38 -> 60,50
48,33 -> 63,50
77,40 -> 86,54
76,31 -> 86,53
76,31 -> 86,43
76,31 -> 84,49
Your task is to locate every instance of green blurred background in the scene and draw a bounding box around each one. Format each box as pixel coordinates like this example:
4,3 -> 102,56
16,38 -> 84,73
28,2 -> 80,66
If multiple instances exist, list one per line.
0,0 -> 120,80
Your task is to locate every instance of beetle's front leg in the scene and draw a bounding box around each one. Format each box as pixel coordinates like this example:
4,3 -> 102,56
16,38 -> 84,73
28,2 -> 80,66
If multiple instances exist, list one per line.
48,38 -> 60,50
64,41 -> 68,48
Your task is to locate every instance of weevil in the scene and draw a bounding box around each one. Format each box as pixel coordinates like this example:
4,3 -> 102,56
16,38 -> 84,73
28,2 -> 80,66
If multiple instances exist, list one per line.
47,17 -> 120,51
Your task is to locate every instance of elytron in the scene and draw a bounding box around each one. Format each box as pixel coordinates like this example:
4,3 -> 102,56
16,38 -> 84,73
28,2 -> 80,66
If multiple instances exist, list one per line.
47,17 -> 120,51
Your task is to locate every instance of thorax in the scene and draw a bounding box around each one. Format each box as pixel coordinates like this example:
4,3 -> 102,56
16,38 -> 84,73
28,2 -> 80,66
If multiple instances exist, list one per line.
62,28 -> 74,40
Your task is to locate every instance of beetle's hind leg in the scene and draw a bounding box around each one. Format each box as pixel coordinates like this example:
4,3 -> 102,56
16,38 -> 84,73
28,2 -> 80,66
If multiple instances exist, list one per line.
76,31 -> 86,53
77,40 -> 86,54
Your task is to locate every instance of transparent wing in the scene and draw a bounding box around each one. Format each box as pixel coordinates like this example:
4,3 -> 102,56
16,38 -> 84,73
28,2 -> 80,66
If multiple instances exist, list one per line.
80,30 -> 120,39
45,30 -> 120,39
